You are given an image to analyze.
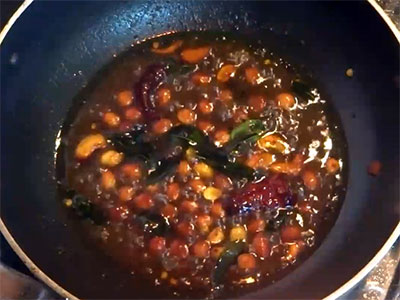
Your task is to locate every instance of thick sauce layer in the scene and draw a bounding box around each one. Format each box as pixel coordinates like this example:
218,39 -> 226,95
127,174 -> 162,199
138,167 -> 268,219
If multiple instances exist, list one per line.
58,32 -> 347,299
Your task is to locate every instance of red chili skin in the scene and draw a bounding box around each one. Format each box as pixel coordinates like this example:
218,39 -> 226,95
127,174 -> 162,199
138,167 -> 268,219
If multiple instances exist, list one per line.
228,175 -> 296,214
134,64 -> 166,122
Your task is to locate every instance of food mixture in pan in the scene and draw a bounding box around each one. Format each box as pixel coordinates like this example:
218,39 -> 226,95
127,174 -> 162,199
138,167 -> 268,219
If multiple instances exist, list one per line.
58,32 -> 347,298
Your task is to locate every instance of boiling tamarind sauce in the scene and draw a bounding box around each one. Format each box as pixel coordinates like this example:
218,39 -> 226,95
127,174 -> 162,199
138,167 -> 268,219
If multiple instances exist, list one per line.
57,32 -> 347,299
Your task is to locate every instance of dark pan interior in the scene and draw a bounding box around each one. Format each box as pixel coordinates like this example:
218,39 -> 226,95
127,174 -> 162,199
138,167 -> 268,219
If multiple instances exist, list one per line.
1,1 -> 399,299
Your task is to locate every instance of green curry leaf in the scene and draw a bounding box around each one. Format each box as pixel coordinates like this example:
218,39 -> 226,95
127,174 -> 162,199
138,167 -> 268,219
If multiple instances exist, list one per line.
226,119 -> 265,152
230,119 -> 265,141
212,241 -> 245,285
291,79 -> 315,101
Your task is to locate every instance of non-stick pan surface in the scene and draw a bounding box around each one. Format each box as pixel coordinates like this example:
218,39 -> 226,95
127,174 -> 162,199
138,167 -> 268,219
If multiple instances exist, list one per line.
1,1 -> 399,299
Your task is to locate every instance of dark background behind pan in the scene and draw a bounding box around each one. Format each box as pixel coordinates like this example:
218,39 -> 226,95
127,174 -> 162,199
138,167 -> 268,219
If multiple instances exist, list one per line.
1,1 -> 399,299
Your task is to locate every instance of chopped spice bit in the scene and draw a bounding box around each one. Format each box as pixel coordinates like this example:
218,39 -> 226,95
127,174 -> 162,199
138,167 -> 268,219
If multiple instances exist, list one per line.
326,157 -> 340,174
157,88 -> 171,106
230,225 -> 247,241
103,112 -> 121,127
217,64 -> 237,82
203,187 -> 222,201
63,198 -> 73,207
346,68 -> 354,77
237,253 -> 256,270
368,160 -> 381,176
117,90 -> 133,106
100,150 -> 124,167
161,271 -> 168,279
207,227 -> 225,244
101,171 -> 116,190
264,59 -> 272,65
194,162 -> 214,178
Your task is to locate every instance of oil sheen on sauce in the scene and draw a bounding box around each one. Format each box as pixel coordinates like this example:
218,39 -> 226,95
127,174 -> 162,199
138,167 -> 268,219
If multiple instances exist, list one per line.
57,32 -> 347,299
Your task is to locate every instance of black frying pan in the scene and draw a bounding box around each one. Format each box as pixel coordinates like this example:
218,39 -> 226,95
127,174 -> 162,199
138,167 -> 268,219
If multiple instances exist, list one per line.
1,1 -> 399,299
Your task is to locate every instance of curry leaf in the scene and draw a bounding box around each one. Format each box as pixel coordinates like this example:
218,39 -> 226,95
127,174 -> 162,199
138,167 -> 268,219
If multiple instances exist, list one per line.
182,127 -> 254,180
136,212 -> 170,236
230,119 -> 265,141
266,208 -> 296,232
146,156 -> 181,185
203,156 -> 254,180
70,193 -> 105,225
165,58 -> 196,76
226,119 -> 265,152
213,241 -> 245,285
110,125 -> 254,184
291,79 -> 315,101
109,130 -> 153,158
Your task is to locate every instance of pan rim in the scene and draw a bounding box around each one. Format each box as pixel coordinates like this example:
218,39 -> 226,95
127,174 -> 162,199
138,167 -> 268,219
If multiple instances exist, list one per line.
0,1 -> 399,299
